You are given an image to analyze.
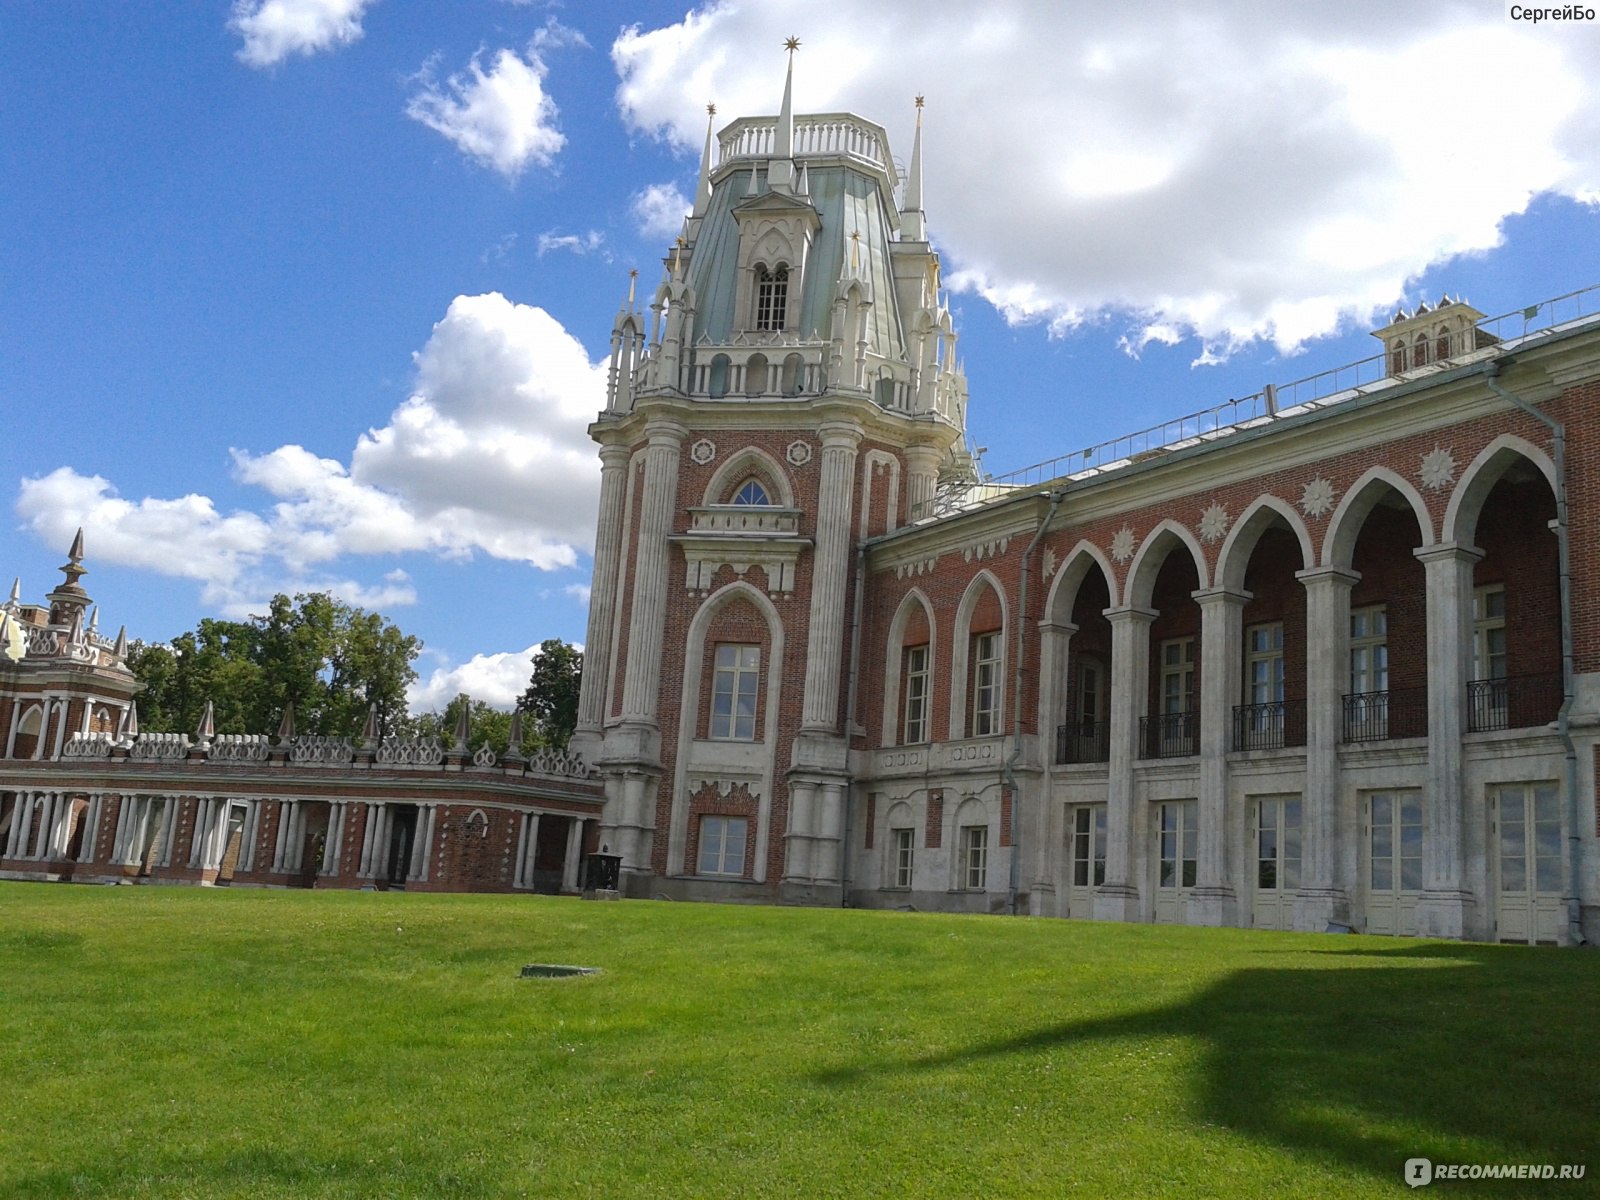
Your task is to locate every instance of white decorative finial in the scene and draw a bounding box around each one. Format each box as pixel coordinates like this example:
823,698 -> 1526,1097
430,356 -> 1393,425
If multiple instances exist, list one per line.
692,103 -> 717,218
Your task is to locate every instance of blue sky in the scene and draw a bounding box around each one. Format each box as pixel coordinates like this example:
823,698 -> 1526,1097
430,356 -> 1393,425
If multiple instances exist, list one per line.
6,1 -> 1600,709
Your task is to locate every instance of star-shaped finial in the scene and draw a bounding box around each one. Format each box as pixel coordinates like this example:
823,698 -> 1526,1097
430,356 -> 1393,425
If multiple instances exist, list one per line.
783,36 -> 801,52
914,95 -> 924,109
707,102 -> 716,116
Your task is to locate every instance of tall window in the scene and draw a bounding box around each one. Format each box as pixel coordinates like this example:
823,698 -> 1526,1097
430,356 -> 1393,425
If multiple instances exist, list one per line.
1246,623 -> 1285,705
755,264 -> 788,331
1349,606 -> 1389,693
731,479 -> 772,506
710,645 -> 760,740
1473,585 -> 1507,680
961,824 -> 988,889
1157,800 -> 1198,889
903,644 -> 930,744
697,815 -> 747,876
1369,792 -> 1422,893
1071,805 -> 1106,888
892,827 -> 914,889
971,631 -> 1002,736
1160,637 -> 1195,715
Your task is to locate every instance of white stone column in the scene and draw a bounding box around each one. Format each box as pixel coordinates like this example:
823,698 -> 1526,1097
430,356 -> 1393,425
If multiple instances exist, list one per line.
322,803 -> 346,877
79,794 -> 103,863
30,792 -> 53,859
513,812 -> 533,889
156,797 -> 178,867
357,802 -> 379,877
1189,588 -> 1249,926
814,782 -> 845,884
904,445 -> 942,525
616,773 -> 653,874
619,420 -> 685,723
417,805 -> 437,882
110,796 -> 132,864
407,809 -> 429,880
801,422 -> 862,731
574,444 -> 633,750
1096,606 -> 1154,921
189,799 -> 210,868
1295,566 -> 1358,930
50,700 -> 69,760
1414,543 -> 1483,939
562,817 -> 585,891
1032,619 -> 1076,915
784,780 -> 817,882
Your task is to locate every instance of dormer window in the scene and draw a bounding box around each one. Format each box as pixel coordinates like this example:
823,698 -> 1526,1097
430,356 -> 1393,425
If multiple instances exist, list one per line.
755,265 -> 789,331
732,479 -> 772,506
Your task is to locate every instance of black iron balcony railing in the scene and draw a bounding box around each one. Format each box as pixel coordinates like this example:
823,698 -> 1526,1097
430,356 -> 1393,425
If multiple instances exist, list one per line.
1342,687 -> 1429,742
1467,673 -> 1562,732
1140,712 -> 1198,759
1055,719 -> 1111,765
1232,699 -> 1306,751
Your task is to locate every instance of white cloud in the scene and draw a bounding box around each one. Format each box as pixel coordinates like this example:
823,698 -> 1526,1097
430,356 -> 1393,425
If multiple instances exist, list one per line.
407,45 -> 565,179
613,3 -> 1600,354
16,293 -> 604,612
230,0 -> 375,68
408,644 -> 539,712
630,182 -> 691,241
536,230 -> 607,256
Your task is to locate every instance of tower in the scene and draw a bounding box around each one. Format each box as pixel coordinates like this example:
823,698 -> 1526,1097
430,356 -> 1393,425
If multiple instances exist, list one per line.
574,48 -> 970,901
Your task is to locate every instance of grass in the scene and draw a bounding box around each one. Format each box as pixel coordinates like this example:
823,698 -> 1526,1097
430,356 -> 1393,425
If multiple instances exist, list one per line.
0,884 -> 1595,1199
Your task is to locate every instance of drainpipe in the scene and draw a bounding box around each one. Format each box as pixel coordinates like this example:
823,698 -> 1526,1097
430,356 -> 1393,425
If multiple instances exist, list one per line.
841,541 -> 868,907
1005,486 -> 1070,915
1481,361 -> 1585,945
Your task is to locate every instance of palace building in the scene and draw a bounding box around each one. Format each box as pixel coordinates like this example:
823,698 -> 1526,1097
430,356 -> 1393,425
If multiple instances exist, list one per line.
574,56 -> 1600,945
0,535 -> 604,894
6,62 -> 1599,943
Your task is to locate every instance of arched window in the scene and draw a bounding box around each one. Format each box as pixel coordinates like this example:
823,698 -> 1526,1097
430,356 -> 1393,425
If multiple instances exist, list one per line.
1435,326 -> 1452,362
1390,339 -> 1408,375
731,479 -> 772,506
1413,334 -> 1430,368
708,353 -> 730,399
755,264 -> 788,331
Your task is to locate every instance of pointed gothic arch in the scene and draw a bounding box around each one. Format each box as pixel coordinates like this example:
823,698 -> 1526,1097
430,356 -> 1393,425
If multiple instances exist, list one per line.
882,588 -> 937,744
702,446 -> 795,509
1322,467 -> 1435,568
1125,520 -> 1210,610
1443,434 -> 1557,547
949,570 -> 1008,740
1217,496 -> 1315,593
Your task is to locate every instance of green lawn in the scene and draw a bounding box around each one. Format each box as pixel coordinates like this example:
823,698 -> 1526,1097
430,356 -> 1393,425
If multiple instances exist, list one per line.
0,884 -> 1595,1199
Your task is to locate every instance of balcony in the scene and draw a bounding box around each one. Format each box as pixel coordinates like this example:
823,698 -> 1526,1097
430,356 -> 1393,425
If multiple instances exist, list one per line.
1232,700 -> 1306,752
1055,719 -> 1110,765
1342,687 -> 1428,743
1467,673 -> 1562,732
1140,712 -> 1198,760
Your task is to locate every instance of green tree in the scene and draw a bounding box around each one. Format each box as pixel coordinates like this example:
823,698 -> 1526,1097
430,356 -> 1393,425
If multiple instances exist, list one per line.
518,639 -> 582,750
127,593 -> 420,737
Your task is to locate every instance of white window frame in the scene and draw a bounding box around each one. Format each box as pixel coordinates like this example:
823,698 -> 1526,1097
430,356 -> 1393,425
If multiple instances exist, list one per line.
697,815 -> 748,876
961,824 -> 988,890
754,264 -> 789,332
892,827 -> 914,889
1349,605 -> 1388,694
1159,637 -> 1196,715
1245,622 -> 1285,706
1472,585 -> 1507,681
971,631 -> 1002,737
903,644 -> 930,745
710,644 -> 760,741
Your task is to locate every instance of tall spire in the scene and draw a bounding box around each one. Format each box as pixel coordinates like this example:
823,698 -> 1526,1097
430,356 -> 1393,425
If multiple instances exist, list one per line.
777,37 -> 799,159
768,36 -> 800,194
692,103 -> 716,218
901,95 -> 926,240
58,528 -> 88,592
5,577 -> 18,611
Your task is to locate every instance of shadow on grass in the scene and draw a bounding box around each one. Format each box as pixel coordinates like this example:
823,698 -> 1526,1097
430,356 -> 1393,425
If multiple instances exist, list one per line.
815,939 -> 1597,1189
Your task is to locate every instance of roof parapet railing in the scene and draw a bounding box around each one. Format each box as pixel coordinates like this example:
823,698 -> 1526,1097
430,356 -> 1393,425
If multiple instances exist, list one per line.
928,283 -> 1600,518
